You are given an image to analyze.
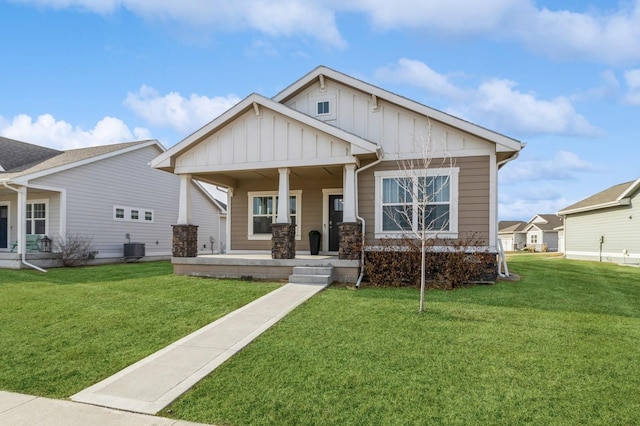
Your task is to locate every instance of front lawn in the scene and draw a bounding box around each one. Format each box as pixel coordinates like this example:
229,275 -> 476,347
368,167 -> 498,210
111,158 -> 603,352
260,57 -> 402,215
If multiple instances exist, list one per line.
163,255 -> 640,425
0,262 -> 280,398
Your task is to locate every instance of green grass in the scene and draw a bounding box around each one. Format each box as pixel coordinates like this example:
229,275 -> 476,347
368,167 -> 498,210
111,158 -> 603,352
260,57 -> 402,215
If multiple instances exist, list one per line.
162,254 -> 640,425
0,261 -> 280,398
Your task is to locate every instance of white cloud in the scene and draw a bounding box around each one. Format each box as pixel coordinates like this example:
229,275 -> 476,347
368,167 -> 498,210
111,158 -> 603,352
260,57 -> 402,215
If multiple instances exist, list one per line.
124,85 -> 241,134
375,59 -> 468,100
0,113 -> 150,150
623,69 -> 640,105
376,59 -> 601,137
498,195 -> 572,221
499,150 -> 598,183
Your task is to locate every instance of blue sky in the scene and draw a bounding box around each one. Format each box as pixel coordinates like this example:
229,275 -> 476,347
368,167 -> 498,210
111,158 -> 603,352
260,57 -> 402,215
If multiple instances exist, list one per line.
1,0 -> 639,220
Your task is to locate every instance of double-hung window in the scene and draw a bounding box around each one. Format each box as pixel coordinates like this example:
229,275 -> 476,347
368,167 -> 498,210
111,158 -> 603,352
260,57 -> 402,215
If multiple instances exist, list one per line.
248,191 -> 302,240
375,168 -> 458,237
26,201 -> 47,235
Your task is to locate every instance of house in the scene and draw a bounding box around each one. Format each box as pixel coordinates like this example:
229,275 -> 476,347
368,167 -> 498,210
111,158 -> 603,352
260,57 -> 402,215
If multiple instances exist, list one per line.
498,220 -> 527,251
0,137 -> 224,270
150,66 -> 525,282
557,177 -> 640,265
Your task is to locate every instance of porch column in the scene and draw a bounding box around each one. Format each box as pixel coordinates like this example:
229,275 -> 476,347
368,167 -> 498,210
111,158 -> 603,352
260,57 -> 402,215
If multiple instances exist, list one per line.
339,164 -> 360,260
177,174 -> 192,225
173,174 -> 198,257
343,164 -> 357,223
272,167 -> 295,259
276,168 -> 290,224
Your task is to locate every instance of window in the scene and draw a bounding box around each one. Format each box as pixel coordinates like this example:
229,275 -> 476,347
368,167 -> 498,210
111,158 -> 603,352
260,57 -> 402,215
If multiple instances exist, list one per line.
530,235 -> 538,244
375,168 -> 458,237
248,191 -> 302,240
114,205 -> 154,223
26,201 -> 47,235
317,100 -> 330,115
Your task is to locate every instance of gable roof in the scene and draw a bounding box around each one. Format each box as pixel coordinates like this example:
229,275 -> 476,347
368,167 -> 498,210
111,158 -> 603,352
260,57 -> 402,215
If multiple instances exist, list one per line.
1,140 -> 160,184
557,178 -> 640,215
151,93 -> 381,171
273,66 -> 525,154
0,136 -> 62,172
498,220 -> 527,233
524,214 -> 563,232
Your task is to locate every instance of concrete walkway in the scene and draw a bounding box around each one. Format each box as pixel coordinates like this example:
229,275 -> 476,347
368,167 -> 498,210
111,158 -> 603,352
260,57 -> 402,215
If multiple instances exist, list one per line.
71,281 -> 328,415
0,391 -> 211,426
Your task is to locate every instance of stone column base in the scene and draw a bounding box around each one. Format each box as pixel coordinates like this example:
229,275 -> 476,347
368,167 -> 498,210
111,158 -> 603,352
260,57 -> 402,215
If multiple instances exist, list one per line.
271,223 -> 296,259
338,222 -> 362,260
172,224 -> 199,257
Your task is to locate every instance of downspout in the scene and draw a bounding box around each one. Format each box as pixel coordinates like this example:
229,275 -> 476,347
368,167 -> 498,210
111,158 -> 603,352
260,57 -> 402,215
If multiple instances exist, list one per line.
2,181 -> 47,273
354,147 -> 384,288
496,152 -> 520,278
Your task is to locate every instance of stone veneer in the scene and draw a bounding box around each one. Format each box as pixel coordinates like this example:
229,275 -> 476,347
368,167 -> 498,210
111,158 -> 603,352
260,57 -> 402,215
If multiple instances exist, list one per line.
271,223 -> 296,259
172,224 -> 199,257
338,222 -> 362,260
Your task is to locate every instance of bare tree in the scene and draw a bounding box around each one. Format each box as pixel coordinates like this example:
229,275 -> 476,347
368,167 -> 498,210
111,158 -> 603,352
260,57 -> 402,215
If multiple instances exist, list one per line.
381,124 -> 456,313
54,234 -> 97,267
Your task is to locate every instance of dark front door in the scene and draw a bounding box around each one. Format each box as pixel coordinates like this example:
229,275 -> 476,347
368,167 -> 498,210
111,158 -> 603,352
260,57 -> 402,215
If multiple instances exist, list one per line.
328,195 -> 343,252
0,206 -> 7,249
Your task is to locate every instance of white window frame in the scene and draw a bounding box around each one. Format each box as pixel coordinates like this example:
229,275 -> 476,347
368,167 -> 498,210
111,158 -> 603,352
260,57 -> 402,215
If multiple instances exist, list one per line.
26,199 -> 48,235
113,205 -> 154,223
248,190 -> 302,240
316,100 -> 330,116
374,168 -> 459,239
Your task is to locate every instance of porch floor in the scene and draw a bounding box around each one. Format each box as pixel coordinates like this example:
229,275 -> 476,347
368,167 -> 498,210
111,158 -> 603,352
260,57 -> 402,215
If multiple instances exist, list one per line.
172,253 -> 361,283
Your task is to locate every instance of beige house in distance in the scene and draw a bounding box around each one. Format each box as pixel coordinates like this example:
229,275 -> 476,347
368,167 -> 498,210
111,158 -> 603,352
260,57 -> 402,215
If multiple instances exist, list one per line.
152,66 -> 525,283
558,177 -> 640,265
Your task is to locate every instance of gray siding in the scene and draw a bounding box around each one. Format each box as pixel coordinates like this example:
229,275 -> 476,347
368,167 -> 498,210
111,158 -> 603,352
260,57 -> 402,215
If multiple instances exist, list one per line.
27,144 -> 220,259
564,194 -> 640,263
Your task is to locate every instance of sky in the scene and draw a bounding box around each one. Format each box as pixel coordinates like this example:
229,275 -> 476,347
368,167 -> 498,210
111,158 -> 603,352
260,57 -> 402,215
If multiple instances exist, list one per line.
1,0 -> 639,220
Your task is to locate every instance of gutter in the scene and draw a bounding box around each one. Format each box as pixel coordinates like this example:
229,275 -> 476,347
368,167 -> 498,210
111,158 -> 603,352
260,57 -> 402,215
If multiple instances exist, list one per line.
2,181 -> 47,273
354,147 -> 384,288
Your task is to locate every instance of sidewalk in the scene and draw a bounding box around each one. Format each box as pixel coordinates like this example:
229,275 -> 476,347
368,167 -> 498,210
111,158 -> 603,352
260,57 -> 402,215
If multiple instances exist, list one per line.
0,391 -> 210,426
71,281 -> 328,414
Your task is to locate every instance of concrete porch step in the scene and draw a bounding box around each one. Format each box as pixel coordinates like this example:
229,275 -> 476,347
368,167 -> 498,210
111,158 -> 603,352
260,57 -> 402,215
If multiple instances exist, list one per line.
289,266 -> 334,285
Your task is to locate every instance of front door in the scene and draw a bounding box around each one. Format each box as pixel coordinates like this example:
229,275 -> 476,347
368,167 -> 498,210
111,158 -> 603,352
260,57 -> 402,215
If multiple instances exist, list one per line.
0,205 -> 7,249
328,195 -> 343,252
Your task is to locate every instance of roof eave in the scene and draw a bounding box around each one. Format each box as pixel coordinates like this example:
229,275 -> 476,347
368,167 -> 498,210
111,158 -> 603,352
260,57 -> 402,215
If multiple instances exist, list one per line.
557,198 -> 631,216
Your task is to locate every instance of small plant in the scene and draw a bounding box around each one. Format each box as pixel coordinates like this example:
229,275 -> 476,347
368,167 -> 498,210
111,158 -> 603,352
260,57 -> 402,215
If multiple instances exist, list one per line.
54,234 -> 97,267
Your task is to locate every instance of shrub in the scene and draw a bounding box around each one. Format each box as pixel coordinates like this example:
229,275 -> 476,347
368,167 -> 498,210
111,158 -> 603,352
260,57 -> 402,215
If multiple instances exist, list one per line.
54,234 -> 98,267
362,235 -> 494,289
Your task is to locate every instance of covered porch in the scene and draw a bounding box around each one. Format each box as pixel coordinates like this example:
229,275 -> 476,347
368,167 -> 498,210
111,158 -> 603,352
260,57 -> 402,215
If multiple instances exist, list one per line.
172,253 -> 361,283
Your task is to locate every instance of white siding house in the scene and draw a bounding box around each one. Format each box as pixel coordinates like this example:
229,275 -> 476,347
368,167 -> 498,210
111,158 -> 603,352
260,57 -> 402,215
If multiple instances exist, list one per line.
557,178 -> 640,264
0,138 -> 224,269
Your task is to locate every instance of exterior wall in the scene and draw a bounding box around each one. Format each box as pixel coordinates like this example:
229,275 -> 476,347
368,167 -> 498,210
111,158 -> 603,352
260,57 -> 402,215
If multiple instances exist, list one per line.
229,172 -> 342,252
357,156 -> 491,246
564,196 -> 640,264
25,145 -> 220,261
543,232 -> 559,251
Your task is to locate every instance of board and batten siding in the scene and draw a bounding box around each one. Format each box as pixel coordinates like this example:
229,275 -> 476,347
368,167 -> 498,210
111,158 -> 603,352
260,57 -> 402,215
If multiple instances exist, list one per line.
175,108 -> 354,172
564,195 -> 640,263
30,144 -> 221,259
357,156 -> 491,245
229,172 -> 342,252
284,79 -> 495,160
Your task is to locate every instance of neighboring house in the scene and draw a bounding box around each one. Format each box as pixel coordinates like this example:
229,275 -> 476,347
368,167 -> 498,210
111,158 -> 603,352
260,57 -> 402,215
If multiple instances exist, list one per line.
499,214 -> 563,252
557,177 -> 640,265
151,66 -> 525,282
0,137 -> 224,270
498,220 -> 527,251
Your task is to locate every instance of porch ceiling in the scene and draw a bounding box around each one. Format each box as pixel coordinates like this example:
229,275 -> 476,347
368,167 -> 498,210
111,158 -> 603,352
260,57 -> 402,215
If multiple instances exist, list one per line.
193,164 -> 345,187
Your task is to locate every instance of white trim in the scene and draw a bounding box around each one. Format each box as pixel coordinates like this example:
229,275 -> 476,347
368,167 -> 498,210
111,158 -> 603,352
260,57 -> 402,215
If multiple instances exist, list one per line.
113,205 -> 155,223
322,188 -> 343,253
25,183 -> 67,243
565,250 -> 640,262
373,167 -> 459,239
247,190 -> 302,240
557,198 -> 631,215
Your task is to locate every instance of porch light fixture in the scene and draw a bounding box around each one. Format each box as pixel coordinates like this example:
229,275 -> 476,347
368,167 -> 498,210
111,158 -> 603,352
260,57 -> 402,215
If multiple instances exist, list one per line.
40,235 -> 52,253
